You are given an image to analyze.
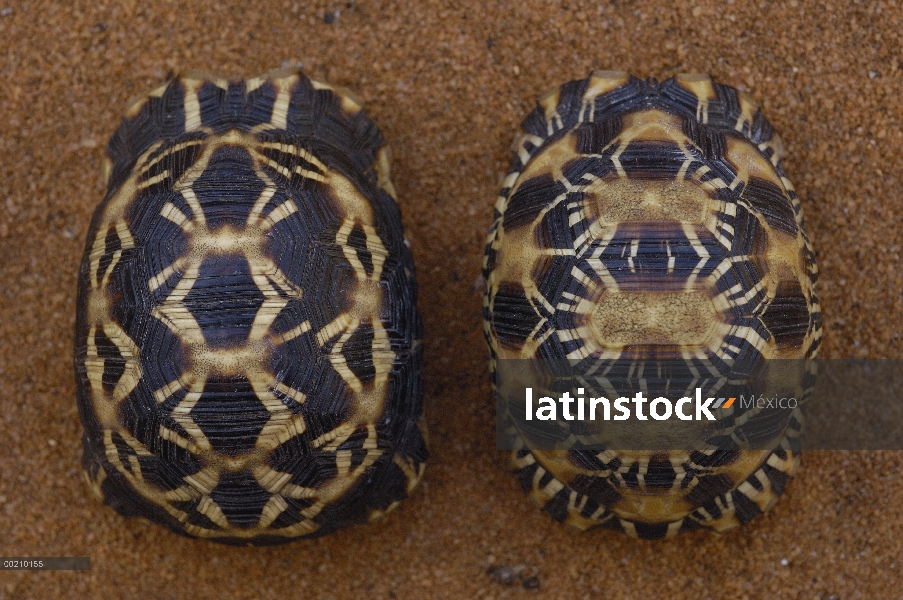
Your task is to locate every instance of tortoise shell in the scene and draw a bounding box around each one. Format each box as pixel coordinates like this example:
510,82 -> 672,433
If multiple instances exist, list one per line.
74,69 -> 427,544
483,72 -> 821,539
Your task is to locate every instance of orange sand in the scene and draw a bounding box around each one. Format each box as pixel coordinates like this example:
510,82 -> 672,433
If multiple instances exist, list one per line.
1,1 -> 901,598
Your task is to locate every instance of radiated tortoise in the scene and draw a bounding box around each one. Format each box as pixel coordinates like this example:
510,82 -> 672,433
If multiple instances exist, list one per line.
74,69 -> 427,544
483,72 -> 821,539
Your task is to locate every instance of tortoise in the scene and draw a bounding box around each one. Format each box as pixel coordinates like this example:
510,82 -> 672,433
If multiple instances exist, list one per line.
483,71 -> 821,539
74,68 -> 427,544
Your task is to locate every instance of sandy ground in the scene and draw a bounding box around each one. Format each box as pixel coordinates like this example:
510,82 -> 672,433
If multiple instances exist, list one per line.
1,1 -> 902,598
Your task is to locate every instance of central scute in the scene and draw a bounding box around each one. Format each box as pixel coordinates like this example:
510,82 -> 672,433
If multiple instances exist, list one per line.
590,289 -> 720,348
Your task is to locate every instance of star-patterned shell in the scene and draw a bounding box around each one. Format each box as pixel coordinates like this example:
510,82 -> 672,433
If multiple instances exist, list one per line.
74,69 -> 426,544
483,72 -> 821,539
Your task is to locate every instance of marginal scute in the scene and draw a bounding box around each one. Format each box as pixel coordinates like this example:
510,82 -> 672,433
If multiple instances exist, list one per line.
759,280 -> 811,349
491,281 -> 543,352
741,176 -> 799,236
484,72 -> 820,539
75,69 -> 426,544
538,87 -> 562,123
674,73 -> 716,124
735,90 -> 761,135
584,70 -> 631,103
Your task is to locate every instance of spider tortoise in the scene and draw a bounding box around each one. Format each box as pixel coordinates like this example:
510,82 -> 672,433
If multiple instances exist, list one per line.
74,68 -> 427,544
483,71 -> 821,539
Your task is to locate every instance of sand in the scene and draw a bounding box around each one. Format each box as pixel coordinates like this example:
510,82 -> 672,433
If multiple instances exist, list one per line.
1,0 -> 901,598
